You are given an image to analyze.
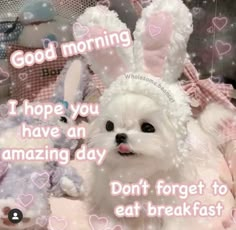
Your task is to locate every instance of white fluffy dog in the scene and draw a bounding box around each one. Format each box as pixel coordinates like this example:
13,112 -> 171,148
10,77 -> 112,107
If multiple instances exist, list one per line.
87,79 -> 235,230
74,0 -> 236,229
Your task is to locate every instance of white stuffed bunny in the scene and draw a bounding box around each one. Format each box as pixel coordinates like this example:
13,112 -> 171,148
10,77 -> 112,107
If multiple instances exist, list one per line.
73,0 -> 236,229
0,58 -> 87,230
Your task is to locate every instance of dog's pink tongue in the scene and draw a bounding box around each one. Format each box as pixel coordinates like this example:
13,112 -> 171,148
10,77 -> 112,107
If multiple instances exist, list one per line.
118,144 -> 130,153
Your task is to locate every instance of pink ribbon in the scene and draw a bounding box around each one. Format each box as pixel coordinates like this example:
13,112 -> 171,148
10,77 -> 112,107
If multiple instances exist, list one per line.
182,61 -> 235,111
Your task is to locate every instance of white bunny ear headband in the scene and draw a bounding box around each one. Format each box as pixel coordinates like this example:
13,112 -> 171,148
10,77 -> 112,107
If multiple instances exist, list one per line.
74,0 -> 193,155
76,0 -> 192,83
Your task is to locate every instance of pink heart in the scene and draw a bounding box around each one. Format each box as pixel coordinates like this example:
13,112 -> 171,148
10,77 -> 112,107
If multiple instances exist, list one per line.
36,216 -> 48,227
148,24 -> 162,38
18,73 -> 28,81
31,172 -> 49,189
17,194 -> 34,208
89,215 -> 108,230
73,22 -> 89,40
0,67 -> 9,79
0,104 -> 8,118
49,216 -> 67,230
0,162 -> 8,176
212,17 -> 228,31
215,40 -> 232,56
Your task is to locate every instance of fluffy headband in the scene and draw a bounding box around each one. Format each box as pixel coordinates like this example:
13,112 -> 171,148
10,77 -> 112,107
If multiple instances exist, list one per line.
73,0 -> 193,157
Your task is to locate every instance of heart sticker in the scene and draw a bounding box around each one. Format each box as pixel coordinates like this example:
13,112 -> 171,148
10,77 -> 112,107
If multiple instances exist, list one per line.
36,216 -> 48,227
18,73 -> 28,81
17,194 -> 34,208
49,216 -> 68,230
89,215 -> 108,230
215,40 -> 232,56
212,17 -> 228,31
73,22 -> 89,40
31,172 -> 50,189
148,24 -> 162,38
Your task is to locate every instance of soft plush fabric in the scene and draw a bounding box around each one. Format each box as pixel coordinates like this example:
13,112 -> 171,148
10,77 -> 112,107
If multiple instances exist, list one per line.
18,0 -> 55,25
17,16 -> 73,48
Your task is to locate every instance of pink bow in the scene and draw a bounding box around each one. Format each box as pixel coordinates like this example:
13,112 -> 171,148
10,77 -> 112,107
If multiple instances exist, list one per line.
182,61 -> 235,110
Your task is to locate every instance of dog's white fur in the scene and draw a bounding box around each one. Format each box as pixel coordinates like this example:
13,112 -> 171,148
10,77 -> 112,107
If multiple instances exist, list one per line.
87,95 -> 235,230
76,0 -> 236,229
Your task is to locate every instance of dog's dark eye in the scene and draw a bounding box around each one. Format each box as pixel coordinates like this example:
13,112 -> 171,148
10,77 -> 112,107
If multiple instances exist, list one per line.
141,122 -> 155,133
106,120 -> 114,132
60,116 -> 68,123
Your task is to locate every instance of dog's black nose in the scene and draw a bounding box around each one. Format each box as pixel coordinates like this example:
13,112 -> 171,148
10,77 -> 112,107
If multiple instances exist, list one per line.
116,133 -> 127,144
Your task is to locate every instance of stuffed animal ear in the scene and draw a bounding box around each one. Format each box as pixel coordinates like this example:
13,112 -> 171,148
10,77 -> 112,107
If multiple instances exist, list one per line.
74,6 -> 134,88
54,58 -> 89,107
133,0 -> 193,82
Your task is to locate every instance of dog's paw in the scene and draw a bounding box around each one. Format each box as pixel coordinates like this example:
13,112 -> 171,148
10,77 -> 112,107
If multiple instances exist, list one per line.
60,176 -> 85,199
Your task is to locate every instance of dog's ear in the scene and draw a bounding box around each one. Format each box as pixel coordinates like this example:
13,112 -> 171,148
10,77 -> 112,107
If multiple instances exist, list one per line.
74,6 -> 134,88
133,0 -> 193,82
